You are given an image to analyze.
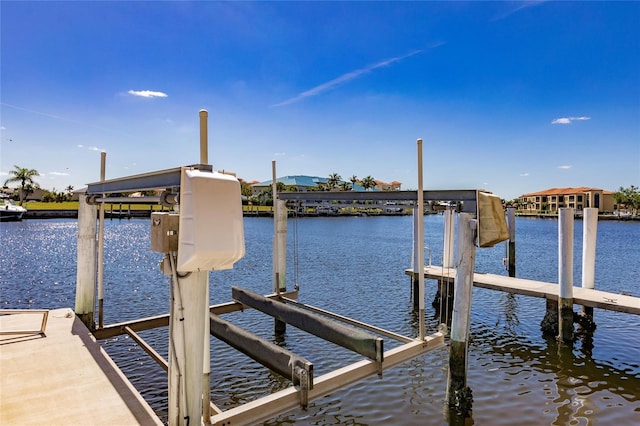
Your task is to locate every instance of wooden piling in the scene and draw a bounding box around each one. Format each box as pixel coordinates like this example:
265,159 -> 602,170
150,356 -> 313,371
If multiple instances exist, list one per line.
581,208 -> 598,319
435,206 -> 455,325
558,208 -> 574,343
75,192 -> 97,330
447,213 -> 476,416
272,161 -> 286,335
506,207 -> 516,277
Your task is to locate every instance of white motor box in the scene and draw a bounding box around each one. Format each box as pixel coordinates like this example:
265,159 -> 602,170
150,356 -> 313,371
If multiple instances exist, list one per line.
177,168 -> 245,272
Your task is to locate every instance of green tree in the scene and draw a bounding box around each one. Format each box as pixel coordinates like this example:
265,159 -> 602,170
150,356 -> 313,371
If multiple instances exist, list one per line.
327,173 -> 342,190
65,185 -> 75,201
361,175 -> 376,191
614,185 -> 640,215
349,175 -> 358,186
339,181 -> 352,191
3,165 -> 40,205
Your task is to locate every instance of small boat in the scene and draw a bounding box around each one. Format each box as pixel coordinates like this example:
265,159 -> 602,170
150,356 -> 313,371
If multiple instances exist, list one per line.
0,197 -> 27,221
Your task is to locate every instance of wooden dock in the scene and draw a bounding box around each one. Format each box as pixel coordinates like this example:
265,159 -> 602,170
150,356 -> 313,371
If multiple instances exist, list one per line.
0,308 -> 162,426
406,266 -> 640,315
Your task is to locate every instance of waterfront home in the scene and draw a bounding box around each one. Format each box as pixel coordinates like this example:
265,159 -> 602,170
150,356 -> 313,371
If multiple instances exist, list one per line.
519,187 -> 615,213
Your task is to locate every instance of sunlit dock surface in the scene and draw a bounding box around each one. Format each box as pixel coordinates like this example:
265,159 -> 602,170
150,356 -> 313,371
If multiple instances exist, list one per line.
0,308 -> 162,426
407,266 -> 640,315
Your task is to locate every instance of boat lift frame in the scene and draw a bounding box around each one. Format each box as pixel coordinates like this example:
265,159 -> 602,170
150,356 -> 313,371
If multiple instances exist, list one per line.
75,113 -> 487,425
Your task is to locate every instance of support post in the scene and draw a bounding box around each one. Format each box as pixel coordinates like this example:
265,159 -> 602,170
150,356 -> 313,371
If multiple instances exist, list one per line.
581,207 -> 598,321
412,207 -> 420,310
506,206 -> 516,277
203,278 -> 211,423
436,206 -> 455,325
169,269 -> 208,426
199,109 -> 208,165
447,213 -> 476,416
558,208 -> 574,343
75,192 -> 97,329
272,161 -> 286,335
97,151 -> 106,328
416,138 -> 425,340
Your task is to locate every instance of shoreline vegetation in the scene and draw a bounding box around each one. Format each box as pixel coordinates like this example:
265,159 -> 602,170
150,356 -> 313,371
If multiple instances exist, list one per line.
13,201 -> 640,221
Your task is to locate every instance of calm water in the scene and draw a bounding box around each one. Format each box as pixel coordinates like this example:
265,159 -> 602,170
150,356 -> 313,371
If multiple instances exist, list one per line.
1,216 -> 639,425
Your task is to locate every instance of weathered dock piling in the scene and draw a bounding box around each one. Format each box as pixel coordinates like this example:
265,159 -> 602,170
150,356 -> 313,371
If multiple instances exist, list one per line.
447,213 -> 476,416
433,206 -> 455,324
272,161 -> 287,336
581,208 -> 598,321
75,192 -> 97,329
506,206 -> 516,277
558,208 -> 574,343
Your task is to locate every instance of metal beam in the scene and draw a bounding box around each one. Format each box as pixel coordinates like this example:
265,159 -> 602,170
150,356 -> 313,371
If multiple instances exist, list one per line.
232,287 -> 383,363
92,290 -> 299,340
209,313 -> 313,389
209,334 -> 445,426
86,164 -> 211,195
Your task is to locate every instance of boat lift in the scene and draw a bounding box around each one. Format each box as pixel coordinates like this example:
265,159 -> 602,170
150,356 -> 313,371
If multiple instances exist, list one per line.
74,111 -> 511,425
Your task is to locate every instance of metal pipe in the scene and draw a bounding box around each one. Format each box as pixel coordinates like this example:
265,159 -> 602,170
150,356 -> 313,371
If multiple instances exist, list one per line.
416,138 -> 425,340
199,109 -> 208,165
97,151 -> 106,329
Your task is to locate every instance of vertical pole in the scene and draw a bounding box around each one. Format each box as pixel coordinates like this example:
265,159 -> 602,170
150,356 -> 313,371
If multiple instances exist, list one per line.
97,151 -> 106,328
75,192 -> 97,329
558,208 -> 574,343
276,199 -> 288,293
416,138 -> 425,340
436,206 -> 455,325
201,109 -> 211,421
169,269 -> 208,426
202,278 -> 211,423
199,109 -> 208,165
581,208 -> 598,318
272,161 -> 286,335
412,207 -> 420,310
443,207 -> 455,268
447,213 -> 476,414
507,206 -> 516,277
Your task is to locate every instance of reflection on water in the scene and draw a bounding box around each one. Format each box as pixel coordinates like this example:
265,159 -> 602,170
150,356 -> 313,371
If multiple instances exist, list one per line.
1,217 -> 639,425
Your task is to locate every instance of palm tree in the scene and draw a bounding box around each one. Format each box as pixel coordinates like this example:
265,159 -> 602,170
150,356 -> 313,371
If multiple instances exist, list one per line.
4,165 -> 40,205
349,175 -> 358,187
327,173 -> 342,190
339,182 -> 352,191
65,185 -> 75,201
361,175 -> 376,191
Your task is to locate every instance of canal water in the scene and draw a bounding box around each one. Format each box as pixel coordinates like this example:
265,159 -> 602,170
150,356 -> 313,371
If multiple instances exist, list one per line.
1,216 -> 638,425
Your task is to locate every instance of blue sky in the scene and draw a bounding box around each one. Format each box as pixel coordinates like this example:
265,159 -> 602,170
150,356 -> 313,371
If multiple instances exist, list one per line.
1,1 -> 638,200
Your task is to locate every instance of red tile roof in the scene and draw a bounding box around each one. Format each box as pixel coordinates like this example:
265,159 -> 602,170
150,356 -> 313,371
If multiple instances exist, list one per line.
521,187 -> 604,197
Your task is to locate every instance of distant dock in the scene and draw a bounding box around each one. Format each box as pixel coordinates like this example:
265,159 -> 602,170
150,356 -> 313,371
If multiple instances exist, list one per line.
406,265 -> 640,315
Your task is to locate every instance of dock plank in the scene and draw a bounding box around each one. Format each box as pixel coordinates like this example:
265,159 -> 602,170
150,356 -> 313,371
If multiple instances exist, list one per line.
406,266 -> 640,315
0,308 -> 162,426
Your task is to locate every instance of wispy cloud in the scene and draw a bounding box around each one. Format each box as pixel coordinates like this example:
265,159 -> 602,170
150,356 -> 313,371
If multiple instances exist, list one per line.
77,144 -> 105,152
557,165 -> 572,170
491,1 -> 548,22
49,171 -> 70,176
519,172 -> 529,177
127,90 -> 168,98
271,45 -> 443,107
274,152 -> 286,157
551,116 -> 591,124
